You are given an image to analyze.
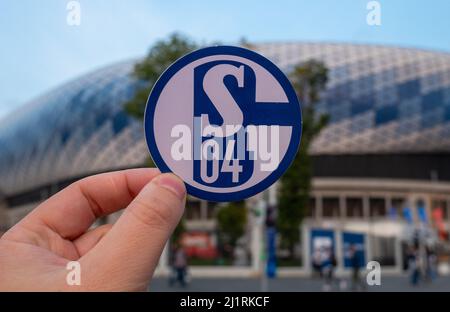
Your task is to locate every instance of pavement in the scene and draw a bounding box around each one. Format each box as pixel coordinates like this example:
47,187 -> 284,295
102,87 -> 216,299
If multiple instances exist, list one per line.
149,275 -> 450,292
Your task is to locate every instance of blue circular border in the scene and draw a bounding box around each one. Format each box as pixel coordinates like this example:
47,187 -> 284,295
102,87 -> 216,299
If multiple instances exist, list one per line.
144,46 -> 302,202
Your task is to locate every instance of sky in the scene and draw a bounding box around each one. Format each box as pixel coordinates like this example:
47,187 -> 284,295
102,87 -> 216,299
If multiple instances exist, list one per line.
0,0 -> 450,118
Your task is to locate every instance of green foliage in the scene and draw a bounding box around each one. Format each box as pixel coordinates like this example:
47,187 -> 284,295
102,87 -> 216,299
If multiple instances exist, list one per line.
290,60 -> 329,105
239,37 -> 256,50
124,33 -> 198,169
124,33 -> 198,119
217,201 -> 248,250
277,60 -> 329,256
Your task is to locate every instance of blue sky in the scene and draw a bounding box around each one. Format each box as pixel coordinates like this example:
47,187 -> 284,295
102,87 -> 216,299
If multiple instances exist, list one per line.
1,0 -> 449,118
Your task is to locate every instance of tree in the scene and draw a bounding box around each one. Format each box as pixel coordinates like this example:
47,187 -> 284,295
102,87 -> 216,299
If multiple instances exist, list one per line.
239,37 -> 256,50
277,60 -> 329,258
216,201 -> 248,259
124,33 -> 198,119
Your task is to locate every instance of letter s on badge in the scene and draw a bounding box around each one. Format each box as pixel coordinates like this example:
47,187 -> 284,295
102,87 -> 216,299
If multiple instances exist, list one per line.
144,46 -> 302,202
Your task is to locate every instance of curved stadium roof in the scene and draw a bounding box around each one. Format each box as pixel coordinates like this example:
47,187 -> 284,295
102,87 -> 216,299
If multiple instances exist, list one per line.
1,42 -> 450,196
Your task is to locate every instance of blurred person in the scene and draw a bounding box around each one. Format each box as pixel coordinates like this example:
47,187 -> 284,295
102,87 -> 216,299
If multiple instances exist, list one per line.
0,168 -> 186,291
425,245 -> 437,282
312,248 -> 322,277
349,244 -> 366,291
169,244 -> 188,288
168,244 -> 178,286
407,245 -> 421,286
322,247 -> 337,291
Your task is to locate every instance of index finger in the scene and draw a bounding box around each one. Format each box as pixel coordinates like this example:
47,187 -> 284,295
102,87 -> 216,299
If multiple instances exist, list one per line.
22,168 -> 161,240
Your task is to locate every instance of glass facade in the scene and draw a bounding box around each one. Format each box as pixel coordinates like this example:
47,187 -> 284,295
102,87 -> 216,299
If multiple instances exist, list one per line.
1,43 -> 450,197
0,60 -> 148,196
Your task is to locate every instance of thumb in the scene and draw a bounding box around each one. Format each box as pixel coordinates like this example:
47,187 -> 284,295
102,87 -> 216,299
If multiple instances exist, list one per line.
81,173 -> 186,291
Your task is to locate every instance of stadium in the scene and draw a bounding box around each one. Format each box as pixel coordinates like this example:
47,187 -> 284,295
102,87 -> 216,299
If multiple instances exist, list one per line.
1,42 -> 450,276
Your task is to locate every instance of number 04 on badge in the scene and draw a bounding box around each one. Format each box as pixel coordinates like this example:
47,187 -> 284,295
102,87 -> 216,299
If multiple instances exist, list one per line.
144,46 -> 302,202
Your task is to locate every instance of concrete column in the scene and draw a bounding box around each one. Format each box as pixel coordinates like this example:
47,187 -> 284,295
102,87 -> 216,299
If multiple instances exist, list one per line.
339,195 -> 346,222
424,195 -> 432,225
363,196 -> 370,219
365,229 -> 373,263
405,194 -> 412,219
251,200 -> 265,275
316,194 -> 323,224
394,236 -> 403,274
363,195 -> 372,264
386,195 -> 392,208
335,228 -> 344,274
302,223 -> 311,274
386,195 -> 392,212
407,194 -> 418,224
311,197 -> 317,221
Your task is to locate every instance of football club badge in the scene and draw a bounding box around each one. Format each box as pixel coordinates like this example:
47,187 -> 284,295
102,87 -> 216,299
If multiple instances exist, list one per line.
144,46 -> 302,201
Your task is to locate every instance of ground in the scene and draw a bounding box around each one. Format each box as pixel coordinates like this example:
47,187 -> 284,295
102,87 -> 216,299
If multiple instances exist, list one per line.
149,276 -> 450,292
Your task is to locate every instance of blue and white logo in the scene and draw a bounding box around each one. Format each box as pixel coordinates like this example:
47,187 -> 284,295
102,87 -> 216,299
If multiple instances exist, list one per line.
145,46 -> 302,201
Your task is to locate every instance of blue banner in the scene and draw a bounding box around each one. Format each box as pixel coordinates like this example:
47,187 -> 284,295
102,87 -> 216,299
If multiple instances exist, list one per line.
342,232 -> 365,268
417,206 -> 428,224
403,207 -> 413,224
310,228 -> 335,271
310,229 -> 335,255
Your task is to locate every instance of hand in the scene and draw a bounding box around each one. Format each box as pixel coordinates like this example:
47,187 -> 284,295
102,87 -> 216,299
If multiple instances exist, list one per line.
0,168 -> 186,291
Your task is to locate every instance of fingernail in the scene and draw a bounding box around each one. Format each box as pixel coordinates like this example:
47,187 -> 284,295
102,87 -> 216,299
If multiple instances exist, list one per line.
155,174 -> 186,200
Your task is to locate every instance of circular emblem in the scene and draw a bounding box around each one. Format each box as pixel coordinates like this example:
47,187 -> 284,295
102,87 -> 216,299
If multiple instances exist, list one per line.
144,46 -> 302,201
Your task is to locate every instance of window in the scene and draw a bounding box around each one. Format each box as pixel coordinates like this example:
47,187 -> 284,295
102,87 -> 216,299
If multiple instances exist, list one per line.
307,197 -> 316,218
207,201 -> 219,219
390,198 -> 405,218
432,199 -> 448,220
186,199 -> 201,220
323,197 -> 340,218
347,197 -> 363,218
370,198 -> 386,218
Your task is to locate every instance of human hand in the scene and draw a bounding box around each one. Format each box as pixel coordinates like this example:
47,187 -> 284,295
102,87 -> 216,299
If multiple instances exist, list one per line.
0,168 -> 186,291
